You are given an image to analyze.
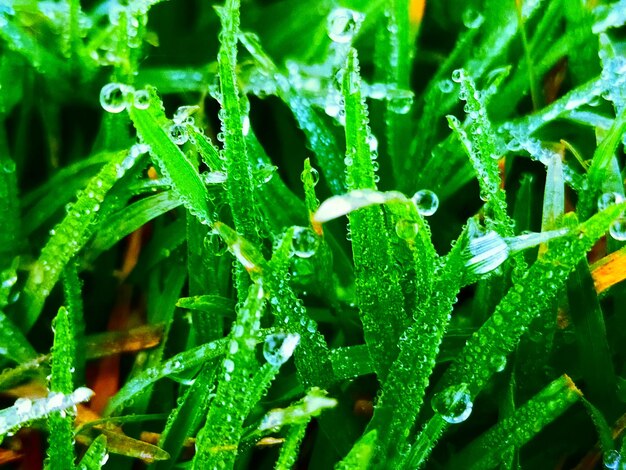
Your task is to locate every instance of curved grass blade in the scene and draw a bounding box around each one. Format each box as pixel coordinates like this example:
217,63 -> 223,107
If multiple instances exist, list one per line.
448,71 -> 510,231
90,191 -> 182,254
238,32 -> 346,194
275,423 -> 307,470
20,148 -> 147,332
410,202 -> 626,465
449,375 -> 581,470
77,435 -> 108,470
104,338 -> 228,416
127,89 -> 212,225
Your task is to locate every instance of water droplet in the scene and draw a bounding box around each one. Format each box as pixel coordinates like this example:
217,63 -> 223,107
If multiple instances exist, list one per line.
2,160 -> 15,174
464,219 -> 510,275
100,83 -> 132,113
169,124 -> 189,145
133,89 -> 150,109
609,217 -> 626,241
301,166 -> 320,186
388,89 -> 414,114
229,340 -> 239,354
395,219 -> 419,240
438,80 -> 454,94
173,105 -> 199,124
604,450 -> 621,469
326,8 -> 364,44
431,383 -> 473,424
242,115 -> 250,136
292,226 -> 319,258
490,355 -> 507,373
598,192 -> 624,211
462,9 -> 484,29
223,358 -> 235,373
412,189 -> 439,216
451,69 -> 465,83
263,333 -> 300,367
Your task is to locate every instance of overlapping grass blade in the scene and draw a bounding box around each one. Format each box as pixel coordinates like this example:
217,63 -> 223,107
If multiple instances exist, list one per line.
449,375 -> 581,470
341,47 -> 407,380
20,148 -> 147,332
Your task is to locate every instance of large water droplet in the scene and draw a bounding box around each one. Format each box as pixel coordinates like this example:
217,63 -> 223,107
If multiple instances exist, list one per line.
388,89 -> 414,114
326,8 -> 364,43
169,123 -> 189,145
603,450 -> 622,469
263,333 -> 300,367
292,226 -> 319,258
395,219 -> 419,240
462,9 -> 484,29
431,383 -> 473,424
598,192 -> 624,211
412,189 -> 439,216
100,83 -> 132,113
609,216 -> 626,241
301,166 -> 320,186
133,89 -> 150,110
451,69 -> 465,83
464,219 -> 510,275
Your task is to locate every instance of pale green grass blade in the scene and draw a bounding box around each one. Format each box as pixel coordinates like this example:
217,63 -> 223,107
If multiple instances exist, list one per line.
335,430 -> 377,470
62,263 -> 86,386
20,148 -> 146,332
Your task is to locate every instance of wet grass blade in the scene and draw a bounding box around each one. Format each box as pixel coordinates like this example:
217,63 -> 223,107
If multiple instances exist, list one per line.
77,435 -> 108,470
342,47 -> 407,380
46,307 -> 77,469
127,89 -> 212,225
20,148 -> 146,332
451,375 -> 581,470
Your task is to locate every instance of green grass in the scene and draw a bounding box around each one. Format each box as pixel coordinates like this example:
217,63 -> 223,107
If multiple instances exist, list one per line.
2,0 -> 626,468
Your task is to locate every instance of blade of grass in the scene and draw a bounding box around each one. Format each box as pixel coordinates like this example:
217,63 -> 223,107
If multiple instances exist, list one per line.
19,147 -> 147,332
449,375 -> 581,470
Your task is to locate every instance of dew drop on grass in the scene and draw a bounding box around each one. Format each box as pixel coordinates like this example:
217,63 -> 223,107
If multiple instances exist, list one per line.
100,83 -> 132,113
133,89 -> 150,109
388,89 -> 414,114
292,226 -> 319,258
326,8 -> 364,44
464,219 -> 510,275
395,219 -> 419,240
598,192 -> 624,211
412,189 -> 439,216
451,69 -> 465,83
603,450 -> 622,469
263,333 -> 300,367
431,383 -> 473,424
490,355 -> 507,373
438,79 -> 454,94
301,167 -> 320,186
169,123 -> 189,145
609,216 -> 626,241
223,358 -> 235,373
462,8 -> 484,29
